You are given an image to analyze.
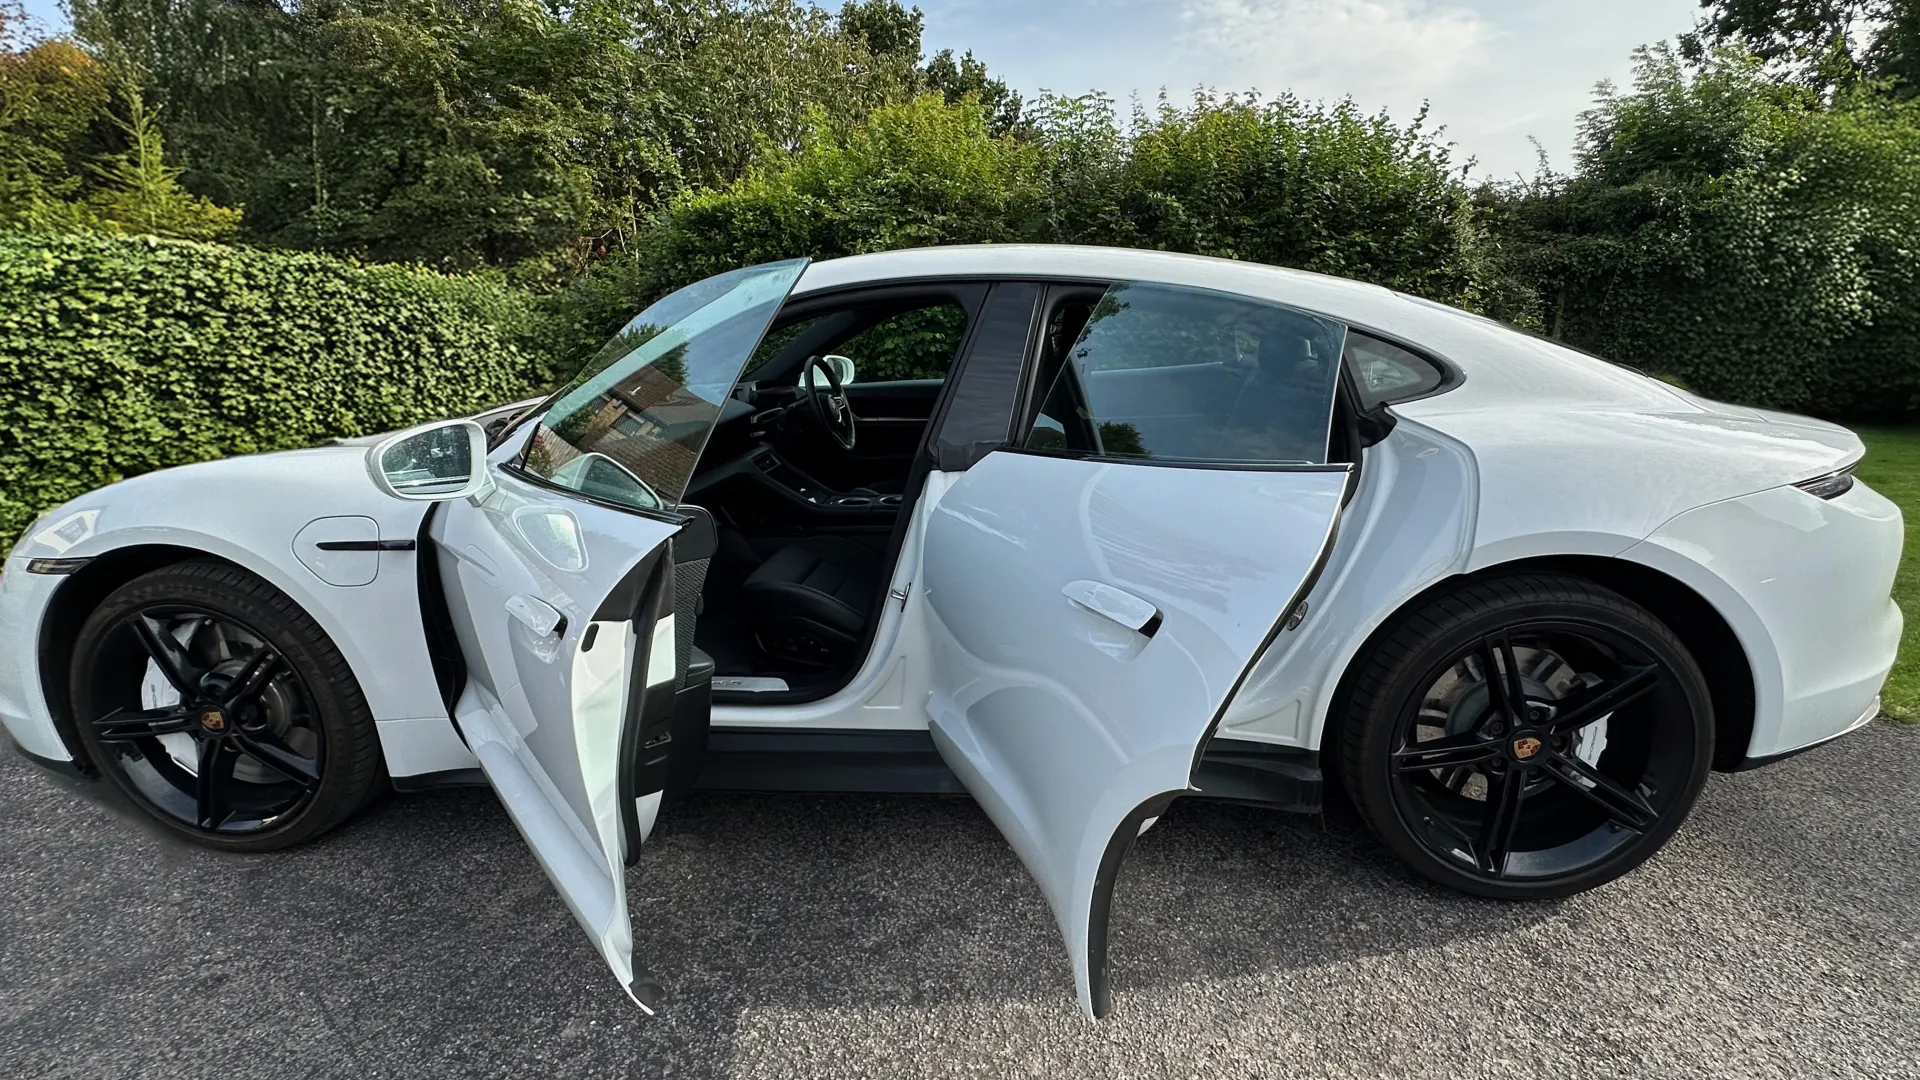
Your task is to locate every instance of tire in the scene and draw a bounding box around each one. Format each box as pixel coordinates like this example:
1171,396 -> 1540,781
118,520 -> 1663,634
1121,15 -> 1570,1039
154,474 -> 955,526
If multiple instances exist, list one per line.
69,560 -> 384,851
1339,573 -> 1714,900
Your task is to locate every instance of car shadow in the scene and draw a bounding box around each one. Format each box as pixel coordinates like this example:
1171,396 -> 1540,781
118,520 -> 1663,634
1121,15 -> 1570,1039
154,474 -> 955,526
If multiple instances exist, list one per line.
322,782 -> 1558,1022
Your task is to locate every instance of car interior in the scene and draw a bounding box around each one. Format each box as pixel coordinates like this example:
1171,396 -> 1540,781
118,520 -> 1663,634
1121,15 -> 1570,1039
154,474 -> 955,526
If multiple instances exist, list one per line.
677,282 -> 988,702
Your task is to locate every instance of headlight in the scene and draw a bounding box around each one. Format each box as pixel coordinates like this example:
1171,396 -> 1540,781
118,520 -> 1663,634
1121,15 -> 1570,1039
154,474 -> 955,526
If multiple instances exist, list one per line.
1794,466 -> 1856,500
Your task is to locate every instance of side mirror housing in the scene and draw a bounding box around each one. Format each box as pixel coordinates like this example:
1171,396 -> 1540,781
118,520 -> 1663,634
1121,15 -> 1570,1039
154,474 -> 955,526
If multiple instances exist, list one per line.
366,419 -> 491,502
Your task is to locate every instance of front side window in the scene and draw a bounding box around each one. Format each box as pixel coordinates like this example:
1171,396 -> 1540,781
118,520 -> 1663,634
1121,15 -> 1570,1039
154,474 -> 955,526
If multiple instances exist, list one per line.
521,260 -> 807,512
1021,282 -> 1345,466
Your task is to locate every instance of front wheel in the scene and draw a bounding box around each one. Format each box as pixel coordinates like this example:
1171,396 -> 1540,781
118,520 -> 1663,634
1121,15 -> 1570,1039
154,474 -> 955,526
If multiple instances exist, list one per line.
70,560 -> 384,851
1339,574 -> 1713,900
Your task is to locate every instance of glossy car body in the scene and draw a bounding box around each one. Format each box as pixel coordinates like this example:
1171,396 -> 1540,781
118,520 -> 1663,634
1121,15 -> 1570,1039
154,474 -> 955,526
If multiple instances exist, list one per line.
1,245 -> 1900,1017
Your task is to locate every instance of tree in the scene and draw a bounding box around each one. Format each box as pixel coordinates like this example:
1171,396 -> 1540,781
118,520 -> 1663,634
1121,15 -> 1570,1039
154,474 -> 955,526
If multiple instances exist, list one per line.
82,88 -> 240,240
1684,0 -> 1920,95
0,9 -> 112,228
837,0 -> 1026,134
68,0 -> 935,274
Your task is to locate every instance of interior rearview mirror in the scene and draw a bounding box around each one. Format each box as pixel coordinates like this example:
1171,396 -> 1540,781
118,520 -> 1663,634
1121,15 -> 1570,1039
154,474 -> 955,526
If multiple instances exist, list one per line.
367,419 -> 491,502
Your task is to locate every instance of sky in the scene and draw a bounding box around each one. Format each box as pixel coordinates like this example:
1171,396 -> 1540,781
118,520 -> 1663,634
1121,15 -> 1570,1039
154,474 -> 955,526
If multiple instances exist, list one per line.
13,0 -> 1704,180
920,0 -> 1704,180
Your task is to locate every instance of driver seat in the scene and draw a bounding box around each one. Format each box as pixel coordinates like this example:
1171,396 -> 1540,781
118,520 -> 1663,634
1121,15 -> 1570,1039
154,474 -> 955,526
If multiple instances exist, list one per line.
737,537 -> 883,667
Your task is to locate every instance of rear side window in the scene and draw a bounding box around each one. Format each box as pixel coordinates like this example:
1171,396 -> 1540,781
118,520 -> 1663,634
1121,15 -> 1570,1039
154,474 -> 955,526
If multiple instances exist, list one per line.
1020,282 -> 1345,466
1345,330 -> 1445,408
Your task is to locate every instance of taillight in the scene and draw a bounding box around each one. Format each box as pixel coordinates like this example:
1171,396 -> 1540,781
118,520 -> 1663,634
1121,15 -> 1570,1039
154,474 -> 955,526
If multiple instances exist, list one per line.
1794,466 -> 1856,500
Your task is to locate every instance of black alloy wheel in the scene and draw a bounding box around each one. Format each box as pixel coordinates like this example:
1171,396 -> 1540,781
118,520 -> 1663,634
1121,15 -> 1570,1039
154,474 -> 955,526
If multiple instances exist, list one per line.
71,561 -> 383,851
1340,574 -> 1713,900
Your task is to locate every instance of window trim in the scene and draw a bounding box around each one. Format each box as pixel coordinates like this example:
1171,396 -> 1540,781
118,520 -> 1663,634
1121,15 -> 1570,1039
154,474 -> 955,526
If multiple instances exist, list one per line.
924,280 -> 1043,472
992,446 -> 1355,474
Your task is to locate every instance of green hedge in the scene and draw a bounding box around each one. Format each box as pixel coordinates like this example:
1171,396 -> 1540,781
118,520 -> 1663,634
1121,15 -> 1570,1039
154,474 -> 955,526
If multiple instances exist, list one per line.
0,232 -> 557,541
1484,49 -> 1920,418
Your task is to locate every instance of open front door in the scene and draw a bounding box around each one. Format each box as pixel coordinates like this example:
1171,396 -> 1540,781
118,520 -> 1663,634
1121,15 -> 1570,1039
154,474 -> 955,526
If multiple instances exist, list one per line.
920,279 -> 1352,1017
430,259 -> 807,1009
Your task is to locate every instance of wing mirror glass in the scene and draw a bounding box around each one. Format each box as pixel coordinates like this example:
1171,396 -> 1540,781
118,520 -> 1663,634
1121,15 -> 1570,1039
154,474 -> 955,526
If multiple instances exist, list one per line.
367,419 -> 491,502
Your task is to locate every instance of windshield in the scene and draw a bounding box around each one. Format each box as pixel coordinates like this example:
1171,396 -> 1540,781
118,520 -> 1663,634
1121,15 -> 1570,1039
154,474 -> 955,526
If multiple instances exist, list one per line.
520,259 -> 808,512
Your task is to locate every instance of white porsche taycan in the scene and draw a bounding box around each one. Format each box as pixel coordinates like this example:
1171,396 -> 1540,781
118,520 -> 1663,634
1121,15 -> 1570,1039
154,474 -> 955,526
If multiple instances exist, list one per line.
0,246 -> 1901,1017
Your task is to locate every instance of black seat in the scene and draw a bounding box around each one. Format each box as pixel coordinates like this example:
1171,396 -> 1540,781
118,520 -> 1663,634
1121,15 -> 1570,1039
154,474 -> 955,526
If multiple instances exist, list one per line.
737,537 -> 883,667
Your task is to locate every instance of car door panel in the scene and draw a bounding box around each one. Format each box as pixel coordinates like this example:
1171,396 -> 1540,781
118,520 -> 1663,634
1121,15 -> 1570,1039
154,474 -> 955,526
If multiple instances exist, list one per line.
427,257 -> 806,1011
435,474 -> 682,1008
922,450 -> 1350,1017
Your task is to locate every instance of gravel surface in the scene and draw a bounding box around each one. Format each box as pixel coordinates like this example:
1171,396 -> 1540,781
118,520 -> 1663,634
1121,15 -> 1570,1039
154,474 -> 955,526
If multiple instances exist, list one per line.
2,720 -> 1917,1079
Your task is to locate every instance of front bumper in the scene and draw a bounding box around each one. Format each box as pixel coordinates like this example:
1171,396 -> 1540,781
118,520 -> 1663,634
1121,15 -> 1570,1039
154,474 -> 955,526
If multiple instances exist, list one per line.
0,556 -> 79,765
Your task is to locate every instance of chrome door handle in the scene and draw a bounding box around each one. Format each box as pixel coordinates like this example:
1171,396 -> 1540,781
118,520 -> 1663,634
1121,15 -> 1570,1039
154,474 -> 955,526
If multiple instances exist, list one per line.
1062,580 -> 1162,637
506,593 -> 567,639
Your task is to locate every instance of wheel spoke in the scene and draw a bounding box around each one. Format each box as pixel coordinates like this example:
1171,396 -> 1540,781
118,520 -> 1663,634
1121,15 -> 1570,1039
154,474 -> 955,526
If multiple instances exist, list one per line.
1546,664 -> 1662,735
90,705 -> 196,742
195,737 -> 241,829
1474,633 -> 1528,719
219,647 -> 281,710
1542,752 -> 1659,832
232,727 -> 319,790
1393,731 -> 1499,774
131,615 -> 201,696
1476,767 -> 1529,876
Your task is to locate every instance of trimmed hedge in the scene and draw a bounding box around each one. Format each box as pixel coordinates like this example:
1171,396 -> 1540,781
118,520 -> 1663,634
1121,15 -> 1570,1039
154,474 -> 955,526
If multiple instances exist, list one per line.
0,232 -> 556,541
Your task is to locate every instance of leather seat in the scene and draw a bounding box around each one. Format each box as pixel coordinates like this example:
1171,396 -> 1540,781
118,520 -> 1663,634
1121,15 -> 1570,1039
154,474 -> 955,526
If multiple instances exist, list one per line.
738,537 -> 883,667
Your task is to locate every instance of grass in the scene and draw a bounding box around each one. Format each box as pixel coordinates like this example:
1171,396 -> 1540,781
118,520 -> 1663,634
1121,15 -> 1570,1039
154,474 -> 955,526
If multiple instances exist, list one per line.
1851,427 -> 1920,720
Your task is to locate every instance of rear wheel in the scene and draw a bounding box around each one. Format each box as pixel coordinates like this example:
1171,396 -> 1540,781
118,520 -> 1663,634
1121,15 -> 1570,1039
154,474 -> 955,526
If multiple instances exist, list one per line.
70,561 -> 383,851
1340,574 -> 1713,899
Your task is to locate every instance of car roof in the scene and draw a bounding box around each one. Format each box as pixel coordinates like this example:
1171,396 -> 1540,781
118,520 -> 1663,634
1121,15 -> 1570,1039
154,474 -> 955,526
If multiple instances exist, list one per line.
794,244 -> 1412,331
794,243 -> 1689,415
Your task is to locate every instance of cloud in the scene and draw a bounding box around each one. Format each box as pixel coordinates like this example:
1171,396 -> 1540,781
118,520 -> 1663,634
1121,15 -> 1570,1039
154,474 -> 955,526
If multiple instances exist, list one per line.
1177,0 -> 1496,104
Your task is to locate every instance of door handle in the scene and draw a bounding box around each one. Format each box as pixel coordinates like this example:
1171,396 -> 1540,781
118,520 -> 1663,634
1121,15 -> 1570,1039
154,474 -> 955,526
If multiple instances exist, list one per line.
1062,580 -> 1162,638
506,593 -> 567,639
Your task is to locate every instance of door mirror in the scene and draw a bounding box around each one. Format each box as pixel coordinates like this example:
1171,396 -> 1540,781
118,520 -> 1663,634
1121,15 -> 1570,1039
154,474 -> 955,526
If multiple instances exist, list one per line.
367,419 -> 490,502
798,353 -> 855,390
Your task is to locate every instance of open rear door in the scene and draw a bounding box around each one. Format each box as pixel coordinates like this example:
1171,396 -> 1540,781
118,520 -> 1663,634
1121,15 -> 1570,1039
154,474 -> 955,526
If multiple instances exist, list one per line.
430,259 -> 806,1009
920,279 -> 1352,1016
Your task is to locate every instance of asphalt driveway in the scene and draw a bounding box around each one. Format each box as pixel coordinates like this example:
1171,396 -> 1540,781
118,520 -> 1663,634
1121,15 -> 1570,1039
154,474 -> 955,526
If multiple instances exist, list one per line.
2,721 -> 1916,1079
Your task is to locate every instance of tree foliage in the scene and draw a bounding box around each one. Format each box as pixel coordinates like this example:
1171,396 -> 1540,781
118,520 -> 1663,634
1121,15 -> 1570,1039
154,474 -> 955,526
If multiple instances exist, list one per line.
65,0 -> 944,274
1684,0 -> 1920,95
537,89 -> 1489,372
0,12 -> 242,240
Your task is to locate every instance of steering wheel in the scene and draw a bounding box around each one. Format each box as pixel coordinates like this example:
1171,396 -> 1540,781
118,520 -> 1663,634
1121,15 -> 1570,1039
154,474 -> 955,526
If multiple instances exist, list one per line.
799,354 -> 857,451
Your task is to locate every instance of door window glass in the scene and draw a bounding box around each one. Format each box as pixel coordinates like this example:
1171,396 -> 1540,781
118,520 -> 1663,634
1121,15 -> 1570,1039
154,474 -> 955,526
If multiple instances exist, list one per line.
1021,282 -> 1346,466
522,260 -> 807,512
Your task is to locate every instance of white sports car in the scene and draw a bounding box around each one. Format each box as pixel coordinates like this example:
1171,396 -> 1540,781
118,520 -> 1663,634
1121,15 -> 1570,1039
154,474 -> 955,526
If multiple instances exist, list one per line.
1,246 -> 1901,1017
